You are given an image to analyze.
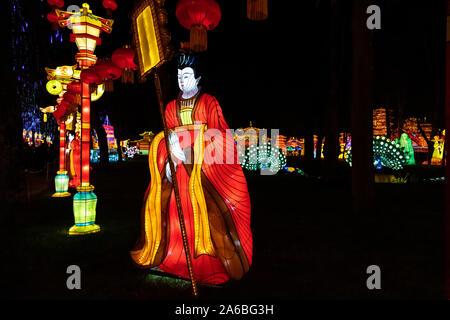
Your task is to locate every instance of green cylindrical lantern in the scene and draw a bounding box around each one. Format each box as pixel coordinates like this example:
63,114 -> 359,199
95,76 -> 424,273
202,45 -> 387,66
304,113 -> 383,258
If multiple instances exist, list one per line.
52,171 -> 71,198
68,185 -> 100,235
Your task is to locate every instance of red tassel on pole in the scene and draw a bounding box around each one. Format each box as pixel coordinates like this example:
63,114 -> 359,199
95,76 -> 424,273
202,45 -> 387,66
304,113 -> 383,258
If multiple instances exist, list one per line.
247,0 -> 268,21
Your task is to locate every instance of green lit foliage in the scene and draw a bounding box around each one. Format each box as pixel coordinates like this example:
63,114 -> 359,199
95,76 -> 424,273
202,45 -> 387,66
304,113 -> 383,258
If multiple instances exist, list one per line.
345,136 -> 410,170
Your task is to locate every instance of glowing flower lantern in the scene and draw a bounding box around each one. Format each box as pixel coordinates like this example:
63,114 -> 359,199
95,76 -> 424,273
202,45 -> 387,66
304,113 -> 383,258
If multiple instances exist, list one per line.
112,46 -> 137,84
247,0 -> 268,21
175,0 -> 221,52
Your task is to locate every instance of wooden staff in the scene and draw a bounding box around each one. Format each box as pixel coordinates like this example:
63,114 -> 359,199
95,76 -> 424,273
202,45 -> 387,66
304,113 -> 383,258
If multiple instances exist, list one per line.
153,69 -> 198,297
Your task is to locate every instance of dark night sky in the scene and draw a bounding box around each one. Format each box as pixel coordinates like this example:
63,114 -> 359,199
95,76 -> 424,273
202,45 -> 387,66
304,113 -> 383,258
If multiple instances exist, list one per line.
26,0 -> 447,140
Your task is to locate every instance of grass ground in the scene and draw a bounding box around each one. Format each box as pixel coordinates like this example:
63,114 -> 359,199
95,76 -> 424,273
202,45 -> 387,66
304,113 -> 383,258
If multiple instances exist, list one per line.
3,156 -> 445,300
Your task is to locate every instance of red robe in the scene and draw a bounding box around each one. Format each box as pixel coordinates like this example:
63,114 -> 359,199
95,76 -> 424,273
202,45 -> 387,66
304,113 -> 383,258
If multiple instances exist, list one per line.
67,137 -> 81,188
131,92 -> 253,285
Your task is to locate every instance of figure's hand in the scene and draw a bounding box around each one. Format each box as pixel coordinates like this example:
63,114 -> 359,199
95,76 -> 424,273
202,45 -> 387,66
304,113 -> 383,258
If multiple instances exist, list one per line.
168,131 -> 186,163
165,161 -> 173,183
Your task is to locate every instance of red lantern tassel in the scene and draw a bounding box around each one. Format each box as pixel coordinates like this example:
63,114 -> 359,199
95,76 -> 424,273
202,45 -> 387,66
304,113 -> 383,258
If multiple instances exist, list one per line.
121,69 -> 134,84
190,25 -> 207,52
104,79 -> 114,92
75,94 -> 81,105
247,0 -> 268,21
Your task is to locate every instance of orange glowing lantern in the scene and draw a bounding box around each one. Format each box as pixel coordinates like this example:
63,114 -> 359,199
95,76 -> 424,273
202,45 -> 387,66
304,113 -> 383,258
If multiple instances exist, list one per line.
175,0 -> 221,52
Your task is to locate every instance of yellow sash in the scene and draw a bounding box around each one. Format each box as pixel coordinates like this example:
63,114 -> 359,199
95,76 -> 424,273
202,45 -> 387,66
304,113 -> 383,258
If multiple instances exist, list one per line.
131,125 -> 215,266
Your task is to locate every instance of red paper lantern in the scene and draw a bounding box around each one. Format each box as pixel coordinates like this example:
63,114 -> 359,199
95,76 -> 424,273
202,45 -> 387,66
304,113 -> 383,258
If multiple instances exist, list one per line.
93,60 -> 122,80
102,0 -> 118,11
175,0 -> 221,52
111,47 -> 138,70
62,92 -> 76,104
46,12 -> 60,23
66,82 -> 82,95
80,69 -> 103,85
53,104 -> 67,122
47,0 -> 64,8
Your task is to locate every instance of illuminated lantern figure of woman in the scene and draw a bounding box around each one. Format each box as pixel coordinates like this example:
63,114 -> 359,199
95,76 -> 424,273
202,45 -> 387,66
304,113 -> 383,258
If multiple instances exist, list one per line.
131,53 -> 253,285
431,135 -> 444,165
399,133 -> 415,165
66,130 -> 81,188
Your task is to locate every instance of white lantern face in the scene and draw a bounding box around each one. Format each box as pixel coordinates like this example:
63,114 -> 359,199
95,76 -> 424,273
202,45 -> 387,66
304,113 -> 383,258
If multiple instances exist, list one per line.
177,67 -> 200,94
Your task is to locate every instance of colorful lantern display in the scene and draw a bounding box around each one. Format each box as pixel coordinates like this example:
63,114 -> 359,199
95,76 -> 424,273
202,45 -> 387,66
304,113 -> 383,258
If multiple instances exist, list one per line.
247,0 -> 268,21
346,136 -> 410,170
102,115 -> 119,162
431,134 -> 445,165
285,137 -> 303,156
136,131 -> 154,155
396,133 -> 415,165
241,141 -> 287,173
70,190 -> 98,235
131,53 -> 253,287
175,0 -> 221,52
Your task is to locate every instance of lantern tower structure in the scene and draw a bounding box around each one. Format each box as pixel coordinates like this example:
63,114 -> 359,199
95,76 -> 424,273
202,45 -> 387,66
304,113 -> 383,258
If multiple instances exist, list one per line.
55,3 -> 114,235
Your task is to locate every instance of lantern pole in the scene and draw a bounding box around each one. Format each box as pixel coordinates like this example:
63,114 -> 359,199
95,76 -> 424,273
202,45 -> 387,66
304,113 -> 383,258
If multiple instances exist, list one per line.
54,3 -> 113,235
154,69 -> 198,297
52,121 -> 71,197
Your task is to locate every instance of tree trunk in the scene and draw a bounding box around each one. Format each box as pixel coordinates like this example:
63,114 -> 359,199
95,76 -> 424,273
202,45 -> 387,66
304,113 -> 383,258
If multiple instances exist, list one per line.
351,0 -> 374,215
